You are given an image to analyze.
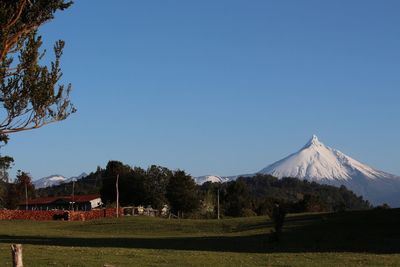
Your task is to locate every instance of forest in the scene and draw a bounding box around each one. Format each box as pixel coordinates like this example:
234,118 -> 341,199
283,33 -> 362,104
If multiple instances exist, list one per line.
31,160 -> 372,218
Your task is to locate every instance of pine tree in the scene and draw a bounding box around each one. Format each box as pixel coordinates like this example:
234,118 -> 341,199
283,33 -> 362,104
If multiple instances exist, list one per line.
0,1 -> 75,189
0,0 -> 75,135
15,170 -> 35,199
144,165 -> 172,209
166,170 -> 200,217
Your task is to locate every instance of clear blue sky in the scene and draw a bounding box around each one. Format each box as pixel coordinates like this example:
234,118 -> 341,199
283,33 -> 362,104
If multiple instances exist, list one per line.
4,0 -> 400,180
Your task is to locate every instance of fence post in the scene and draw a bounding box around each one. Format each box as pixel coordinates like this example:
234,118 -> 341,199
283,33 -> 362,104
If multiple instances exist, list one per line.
11,244 -> 23,267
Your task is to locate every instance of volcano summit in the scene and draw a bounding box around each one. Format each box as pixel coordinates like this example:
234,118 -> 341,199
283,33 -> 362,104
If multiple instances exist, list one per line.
259,135 -> 400,206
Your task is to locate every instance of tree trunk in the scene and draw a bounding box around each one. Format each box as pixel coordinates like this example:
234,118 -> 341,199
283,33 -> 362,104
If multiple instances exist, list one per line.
11,244 -> 23,267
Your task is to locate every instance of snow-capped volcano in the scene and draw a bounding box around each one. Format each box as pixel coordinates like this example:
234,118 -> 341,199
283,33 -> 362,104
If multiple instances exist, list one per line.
260,135 -> 400,206
260,135 -> 390,181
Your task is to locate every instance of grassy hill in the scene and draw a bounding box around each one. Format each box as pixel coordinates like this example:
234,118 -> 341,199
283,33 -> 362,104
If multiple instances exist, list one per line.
0,208 -> 399,266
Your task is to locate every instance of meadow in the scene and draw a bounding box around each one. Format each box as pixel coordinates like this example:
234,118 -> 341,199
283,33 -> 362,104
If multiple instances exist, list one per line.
0,209 -> 399,266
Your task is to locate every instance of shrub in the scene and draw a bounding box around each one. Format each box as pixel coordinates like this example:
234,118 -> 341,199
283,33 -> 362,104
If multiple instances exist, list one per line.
241,208 -> 257,217
267,202 -> 286,242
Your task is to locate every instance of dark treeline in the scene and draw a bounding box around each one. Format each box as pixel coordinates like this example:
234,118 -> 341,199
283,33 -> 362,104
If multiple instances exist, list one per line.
100,161 -> 200,216
37,161 -> 201,216
200,175 -> 372,217
35,161 -> 372,217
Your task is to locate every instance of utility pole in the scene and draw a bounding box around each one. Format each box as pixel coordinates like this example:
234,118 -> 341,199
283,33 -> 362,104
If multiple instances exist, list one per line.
116,174 -> 119,218
71,180 -> 75,211
217,188 -> 220,220
25,181 -> 28,211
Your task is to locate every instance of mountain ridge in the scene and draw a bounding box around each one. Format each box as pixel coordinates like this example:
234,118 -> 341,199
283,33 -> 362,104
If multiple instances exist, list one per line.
196,135 -> 400,206
33,172 -> 88,189
259,135 -> 395,181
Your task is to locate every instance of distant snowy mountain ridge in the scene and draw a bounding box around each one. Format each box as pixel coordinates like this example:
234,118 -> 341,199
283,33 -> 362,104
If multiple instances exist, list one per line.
195,175 -> 230,184
33,172 -> 88,189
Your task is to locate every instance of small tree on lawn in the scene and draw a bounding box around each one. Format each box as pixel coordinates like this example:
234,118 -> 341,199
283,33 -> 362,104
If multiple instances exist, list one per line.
267,201 -> 287,242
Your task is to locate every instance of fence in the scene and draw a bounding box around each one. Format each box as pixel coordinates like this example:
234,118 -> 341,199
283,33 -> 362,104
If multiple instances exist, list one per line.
0,208 -> 123,221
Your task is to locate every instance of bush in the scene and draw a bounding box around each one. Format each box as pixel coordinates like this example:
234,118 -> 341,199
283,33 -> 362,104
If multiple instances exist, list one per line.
375,203 -> 391,210
333,202 -> 346,213
240,208 -> 257,217
267,202 -> 286,242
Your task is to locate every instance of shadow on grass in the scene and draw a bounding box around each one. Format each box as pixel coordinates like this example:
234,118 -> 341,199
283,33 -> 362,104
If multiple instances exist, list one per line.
0,209 -> 399,254
280,208 -> 400,254
0,234 -> 269,253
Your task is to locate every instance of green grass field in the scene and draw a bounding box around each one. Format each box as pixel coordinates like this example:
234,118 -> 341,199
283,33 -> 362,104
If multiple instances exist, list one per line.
0,209 -> 399,266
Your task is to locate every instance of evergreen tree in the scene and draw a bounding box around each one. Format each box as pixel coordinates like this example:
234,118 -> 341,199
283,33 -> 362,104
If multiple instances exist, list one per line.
100,160 -> 132,205
144,165 -> 172,209
0,0 -> 75,136
4,183 -> 18,209
0,135 -> 13,183
223,179 -> 251,217
2,170 -> 36,209
0,1 -> 75,179
166,170 -> 200,216
0,135 -> 13,207
0,1 -> 75,201
14,170 -> 35,206
121,166 -> 146,206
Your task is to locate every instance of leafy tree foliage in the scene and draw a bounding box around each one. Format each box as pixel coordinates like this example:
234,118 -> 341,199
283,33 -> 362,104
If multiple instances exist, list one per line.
100,160 -> 133,205
0,0 -> 74,206
0,170 -> 35,209
37,163 -> 372,218
0,0 -> 75,135
99,161 -> 176,209
166,170 -> 200,216
144,165 -> 173,209
14,170 -> 35,201
201,174 -> 372,217
0,135 -> 13,205
0,154 -> 13,182
198,182 -> 219,217
223,179 -> 252,217
4,182 -> 18,209
268,201 -> 286,242
37,162 -> 174,210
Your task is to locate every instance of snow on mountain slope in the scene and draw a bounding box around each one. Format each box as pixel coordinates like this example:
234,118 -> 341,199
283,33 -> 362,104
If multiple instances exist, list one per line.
260,135 -> 392,181
33,172 -> 88,189
195,175 -> 230,184
33,175 -> 67,189
260,135 -> 400,206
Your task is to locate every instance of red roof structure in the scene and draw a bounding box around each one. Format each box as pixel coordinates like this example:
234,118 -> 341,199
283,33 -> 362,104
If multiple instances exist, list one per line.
23,194 -> 100,205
